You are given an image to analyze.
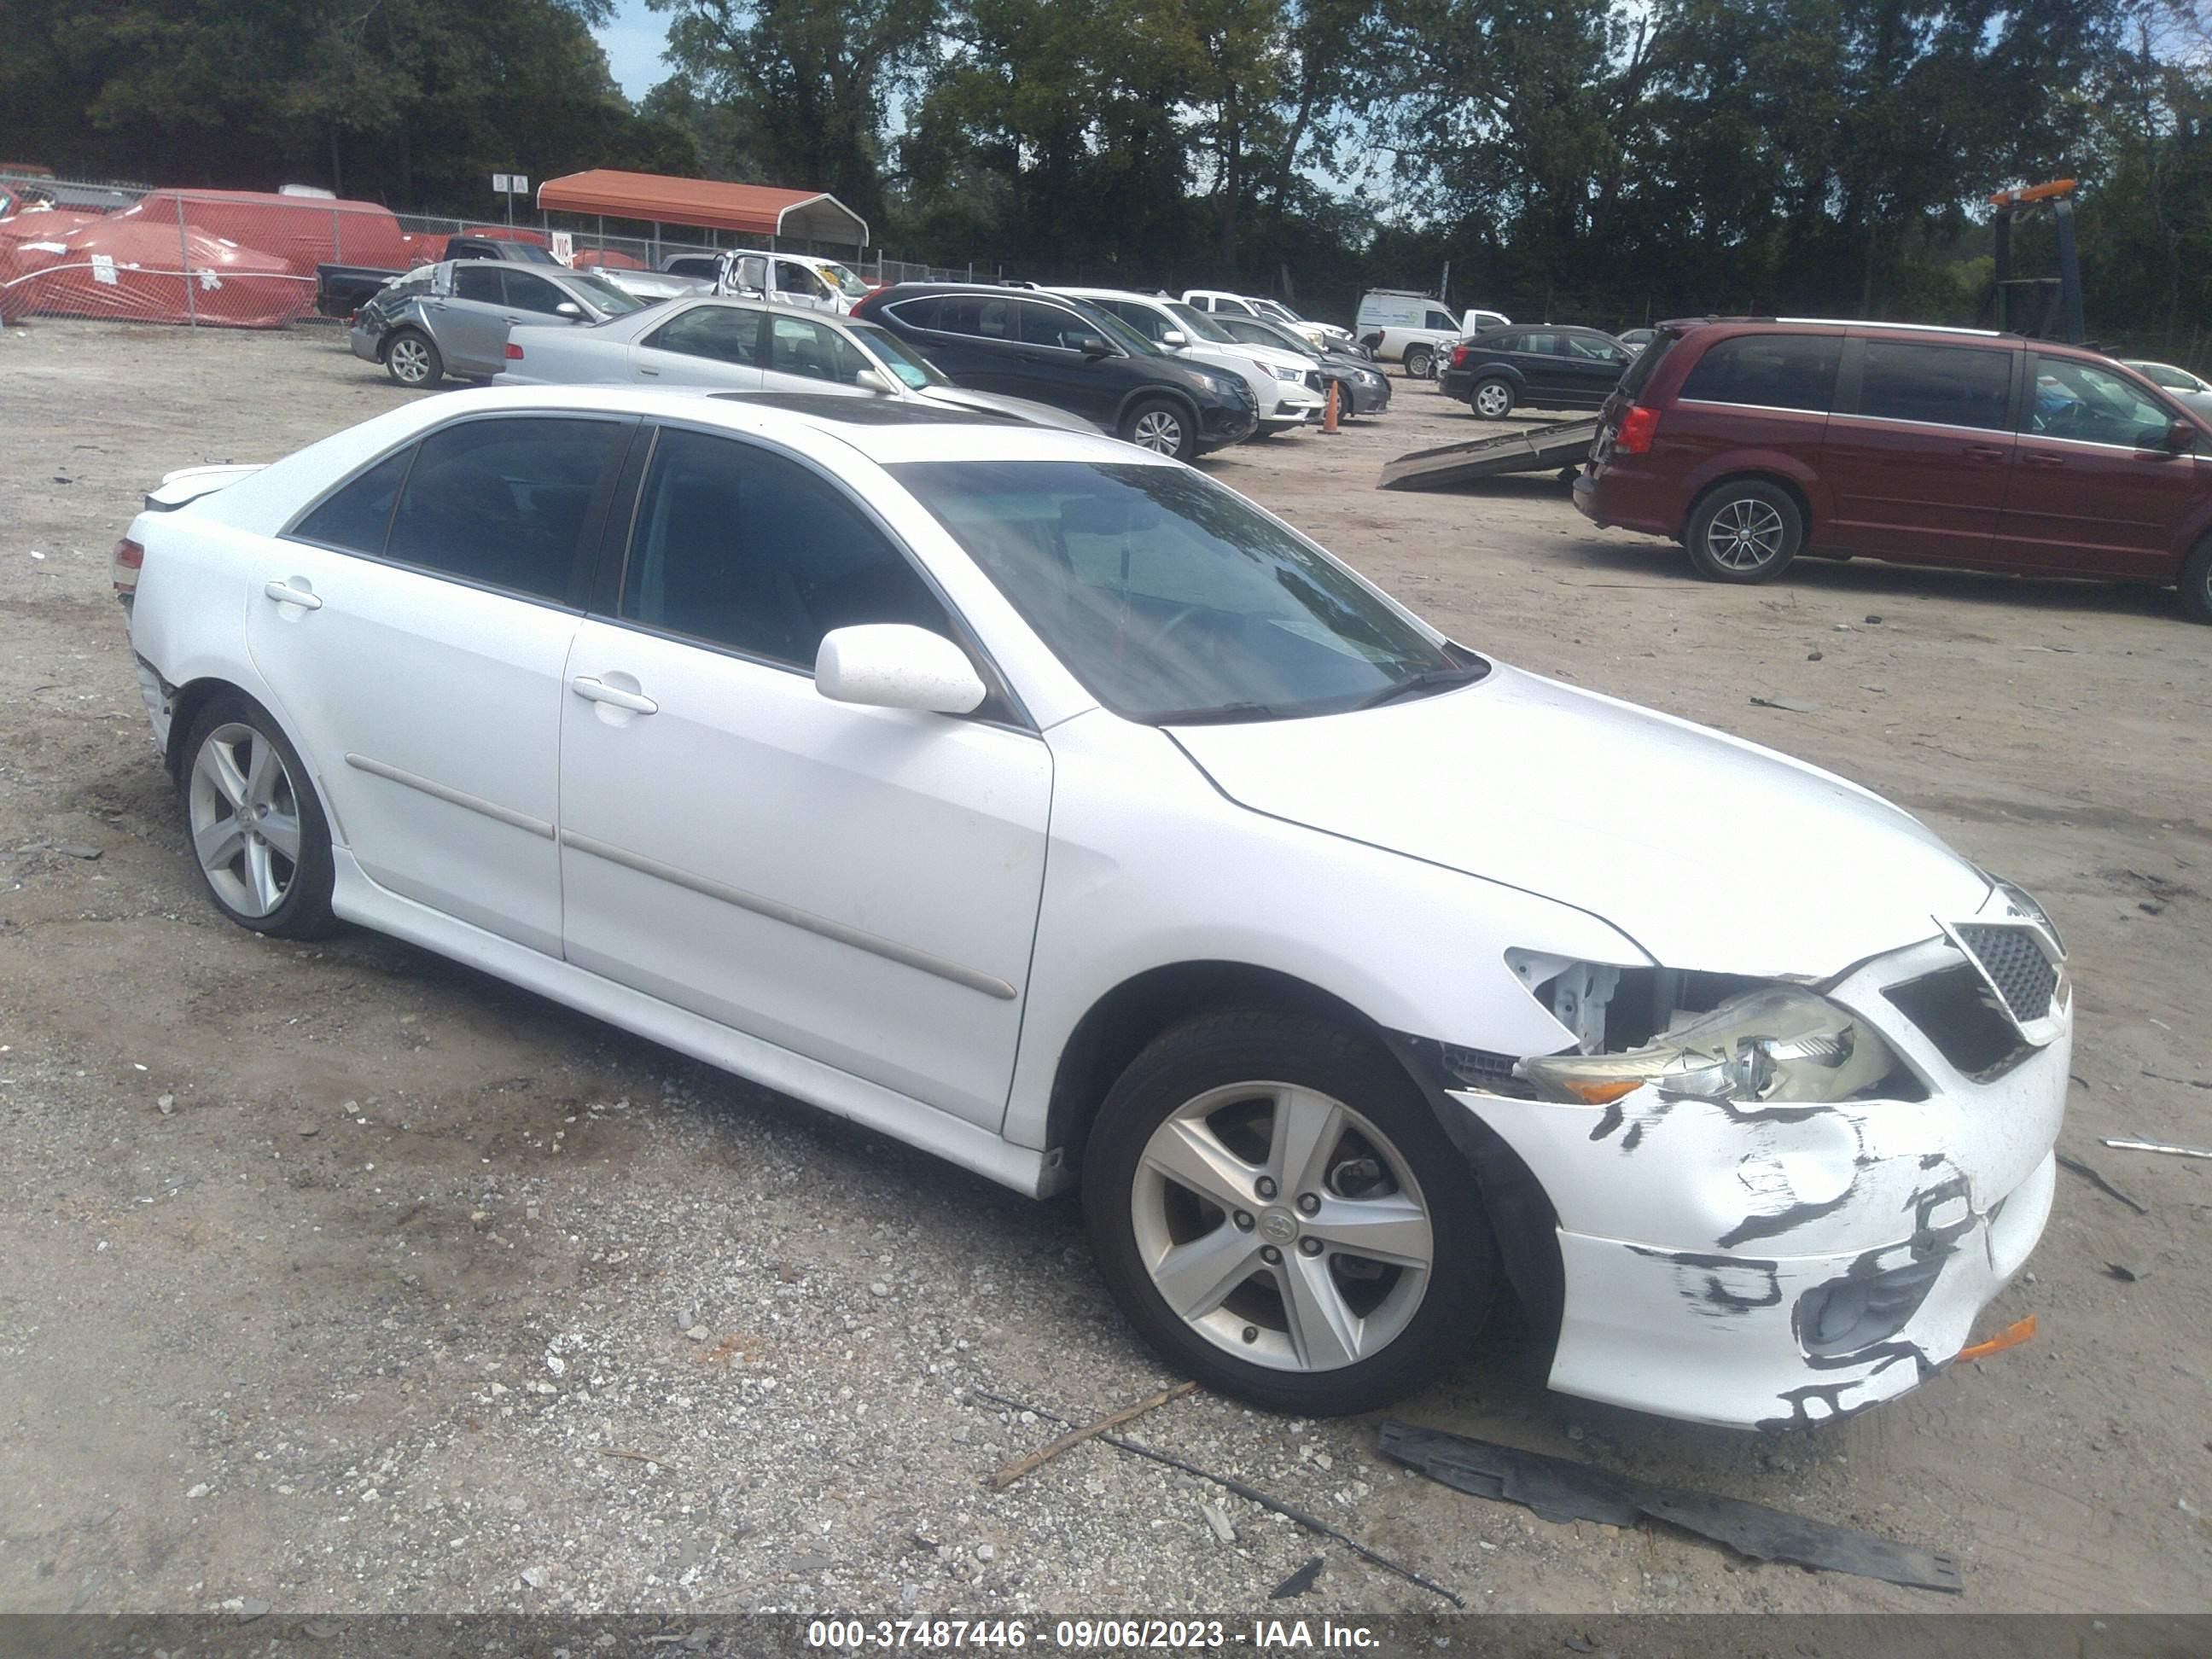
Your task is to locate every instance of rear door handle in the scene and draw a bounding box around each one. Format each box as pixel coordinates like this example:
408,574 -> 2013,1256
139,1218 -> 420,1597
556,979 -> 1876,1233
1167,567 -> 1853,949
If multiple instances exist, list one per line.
569,676 -> 657,715
1964,444 -> 2007,462
263,579 -> 322,610
2023,452 -> 2064,470
637,364 -> 660,376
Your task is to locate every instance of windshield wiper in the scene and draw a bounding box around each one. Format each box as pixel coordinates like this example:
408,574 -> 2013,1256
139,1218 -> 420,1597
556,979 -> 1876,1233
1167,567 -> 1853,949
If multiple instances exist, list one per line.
1350,663 -> 1487,711
1149,701 -> 1291,725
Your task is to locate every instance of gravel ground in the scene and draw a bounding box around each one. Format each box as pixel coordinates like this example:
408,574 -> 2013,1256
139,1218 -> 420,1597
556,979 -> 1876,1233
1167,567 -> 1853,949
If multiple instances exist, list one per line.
0,318 -> 2208,1621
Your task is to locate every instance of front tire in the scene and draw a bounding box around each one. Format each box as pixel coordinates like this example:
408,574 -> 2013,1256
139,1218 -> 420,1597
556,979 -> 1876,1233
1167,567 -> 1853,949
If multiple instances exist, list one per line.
1120,398 -> 1197,462
181,693 -> 337,939
1470,377 -> 1515,420
1083,1009 -> 1496,1416
383,329 -> 443,389
1685,480 -> 1803,583
2181,533 -> 2212,623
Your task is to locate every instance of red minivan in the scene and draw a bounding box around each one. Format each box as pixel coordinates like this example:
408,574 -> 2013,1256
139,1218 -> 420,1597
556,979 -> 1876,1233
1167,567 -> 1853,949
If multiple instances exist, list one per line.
1573,318 -> 2212,620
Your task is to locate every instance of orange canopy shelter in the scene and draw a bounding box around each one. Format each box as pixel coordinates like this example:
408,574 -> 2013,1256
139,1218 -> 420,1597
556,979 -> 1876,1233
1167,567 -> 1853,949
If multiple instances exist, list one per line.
535,171 -> 868,248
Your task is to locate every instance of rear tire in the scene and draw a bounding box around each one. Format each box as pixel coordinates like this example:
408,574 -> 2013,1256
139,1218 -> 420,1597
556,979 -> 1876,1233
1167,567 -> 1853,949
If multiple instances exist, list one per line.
1470,378 -> 1515,420
1082,1007 -> 1496,1416
1120,397 -> 1197,462
383,329 -> 443,388
181,692 -> 337,939
1685,480 -> 1803,583
1405,345 -> 1435,380
2182,534 -> 2212,623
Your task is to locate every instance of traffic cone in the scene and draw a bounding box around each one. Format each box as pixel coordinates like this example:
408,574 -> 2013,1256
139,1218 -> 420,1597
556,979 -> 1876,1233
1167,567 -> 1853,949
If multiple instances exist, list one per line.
1323,381 -> 1340,434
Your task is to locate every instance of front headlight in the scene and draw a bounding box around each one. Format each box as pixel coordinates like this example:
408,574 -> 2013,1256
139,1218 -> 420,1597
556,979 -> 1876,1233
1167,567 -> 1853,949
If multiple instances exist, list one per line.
1272,364 -> 1302,381
1523,987 -> 1899,1106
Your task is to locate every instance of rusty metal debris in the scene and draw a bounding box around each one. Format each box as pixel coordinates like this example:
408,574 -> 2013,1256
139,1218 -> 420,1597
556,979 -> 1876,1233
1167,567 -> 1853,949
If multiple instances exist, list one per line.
1377,1421 -> 1962,1593
982,1379 -> 1196,1492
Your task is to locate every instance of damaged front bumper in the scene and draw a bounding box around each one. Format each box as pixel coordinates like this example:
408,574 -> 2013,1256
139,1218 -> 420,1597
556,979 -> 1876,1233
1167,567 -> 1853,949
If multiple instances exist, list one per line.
1453,933 -> 2069,1430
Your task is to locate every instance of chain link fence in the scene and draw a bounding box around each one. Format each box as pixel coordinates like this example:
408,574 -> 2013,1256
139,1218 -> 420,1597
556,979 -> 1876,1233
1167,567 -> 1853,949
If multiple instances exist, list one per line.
0,172 -> 975,329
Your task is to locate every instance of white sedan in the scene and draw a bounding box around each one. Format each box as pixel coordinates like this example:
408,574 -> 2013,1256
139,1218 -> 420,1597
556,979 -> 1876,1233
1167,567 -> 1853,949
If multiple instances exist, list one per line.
114,389 -> 2069,1426
498,295 -> 1097,436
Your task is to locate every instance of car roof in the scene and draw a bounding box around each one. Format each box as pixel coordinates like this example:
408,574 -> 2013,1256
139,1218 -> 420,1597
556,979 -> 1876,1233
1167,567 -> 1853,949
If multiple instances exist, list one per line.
408,383 -> 1149,469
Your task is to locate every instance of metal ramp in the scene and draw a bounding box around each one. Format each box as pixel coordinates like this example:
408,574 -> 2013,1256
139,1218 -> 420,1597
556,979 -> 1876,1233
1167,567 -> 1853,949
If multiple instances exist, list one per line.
1378,417 -> 1600,492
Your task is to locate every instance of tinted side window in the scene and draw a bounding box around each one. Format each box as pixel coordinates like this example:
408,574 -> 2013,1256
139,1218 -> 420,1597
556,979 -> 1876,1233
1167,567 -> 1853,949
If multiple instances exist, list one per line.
1018,301 -> 1094,349
621,429 -> 952,669
885,296 -> 943,331
293,447 -> 413,554
504,271 -> 569,315
452,266 -> 502,303
2029,355 -> 2174,448
645,306 -> 762,364
1517,332 -> 1563,356
766,315 -> 870,383
1678,335 -> 1841,412
386,417 -> 626,602
1857,341 -> 2011,431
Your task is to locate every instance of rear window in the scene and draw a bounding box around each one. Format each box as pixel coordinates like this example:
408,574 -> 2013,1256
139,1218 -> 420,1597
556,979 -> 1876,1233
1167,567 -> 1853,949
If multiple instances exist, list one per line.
1615,329 -> 1680,400
1678,334 -> 1841,412
1856,341 -> 2011,431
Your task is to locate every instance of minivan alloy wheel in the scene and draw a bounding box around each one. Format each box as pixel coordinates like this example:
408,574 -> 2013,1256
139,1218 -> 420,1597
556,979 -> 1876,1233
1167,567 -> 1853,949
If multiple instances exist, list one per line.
189,721 -> 302,918
1130,1080 -> 1434,1373
1703,498 -> 1788,570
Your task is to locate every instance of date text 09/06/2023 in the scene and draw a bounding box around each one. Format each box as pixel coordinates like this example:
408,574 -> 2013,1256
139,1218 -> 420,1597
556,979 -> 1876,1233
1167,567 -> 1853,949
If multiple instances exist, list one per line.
806,1618 -> 1382,1650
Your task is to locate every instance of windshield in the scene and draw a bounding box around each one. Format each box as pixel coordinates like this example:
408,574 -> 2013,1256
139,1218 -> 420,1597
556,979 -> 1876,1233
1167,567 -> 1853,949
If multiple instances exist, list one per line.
1229,316 -> 1318,359
1165,300 -> 1237,344
1253,298 -> 1303,324
564,271 -> 646,315
849,322 -> 950,388
893,460 -> 1475,723
817,261 -> 872,300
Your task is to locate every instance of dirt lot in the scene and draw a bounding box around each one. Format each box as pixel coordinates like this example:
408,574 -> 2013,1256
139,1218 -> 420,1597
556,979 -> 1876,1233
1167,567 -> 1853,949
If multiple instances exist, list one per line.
0,317 -> 2207,1621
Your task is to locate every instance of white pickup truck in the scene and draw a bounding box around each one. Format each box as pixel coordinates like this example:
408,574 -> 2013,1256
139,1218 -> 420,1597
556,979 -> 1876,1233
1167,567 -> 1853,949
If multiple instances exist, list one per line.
1355,289 -> 1511,376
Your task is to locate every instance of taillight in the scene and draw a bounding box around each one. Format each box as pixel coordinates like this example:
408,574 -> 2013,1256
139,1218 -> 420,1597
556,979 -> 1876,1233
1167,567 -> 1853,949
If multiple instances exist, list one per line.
504,342 -> 524,360
112,537 -> 144,595
1450,344 -> 1470,370
1614,404 -> 1661,455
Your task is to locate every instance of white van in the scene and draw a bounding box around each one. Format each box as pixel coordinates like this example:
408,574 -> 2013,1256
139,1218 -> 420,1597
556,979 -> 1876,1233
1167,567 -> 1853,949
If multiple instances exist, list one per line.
715,250 -> 875,316
1354,289 -> 1507,377
1063,287 -> 1324,433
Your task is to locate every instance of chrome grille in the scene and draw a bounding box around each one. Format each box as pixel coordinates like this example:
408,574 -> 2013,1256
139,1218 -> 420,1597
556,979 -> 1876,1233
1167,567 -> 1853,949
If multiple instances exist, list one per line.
1953,923 -> 2058,1025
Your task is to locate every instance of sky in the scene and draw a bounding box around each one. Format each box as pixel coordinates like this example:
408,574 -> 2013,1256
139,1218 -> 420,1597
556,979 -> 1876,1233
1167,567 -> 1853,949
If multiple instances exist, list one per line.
596,0 -> 672,102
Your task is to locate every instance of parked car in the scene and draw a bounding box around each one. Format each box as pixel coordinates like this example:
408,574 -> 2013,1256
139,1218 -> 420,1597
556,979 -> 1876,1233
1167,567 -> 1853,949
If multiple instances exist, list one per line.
1441,325 -> 1636,419
714,250 -> 874,316
2122,358 -> 2212,413
114,388 -> 2069,1428
1057,288 -> 1326,433
592,267 -> 712,305
853,282 -> 1260,459
495,296 -> 1097,434
317,233 -> 561,318
1617,327 -> 1657,354
349,259 -> 647,388
661,253 -> 723,282
1208,313 -> 1392,417
1179,290 -> 1357,353
1575,317 -> 2212,618
1354,289 -> 1470,377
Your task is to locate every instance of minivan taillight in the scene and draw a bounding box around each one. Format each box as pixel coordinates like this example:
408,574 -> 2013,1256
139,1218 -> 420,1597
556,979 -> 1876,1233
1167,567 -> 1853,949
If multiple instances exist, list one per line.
111,537 -> 144,596
504,342 -> 525,360
1614,404 -> 1661,455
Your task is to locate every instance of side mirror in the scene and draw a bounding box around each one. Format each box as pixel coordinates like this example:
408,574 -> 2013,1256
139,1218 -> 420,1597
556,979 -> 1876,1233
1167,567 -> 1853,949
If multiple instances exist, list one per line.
1160,329 -> 1187,347
854,367 -> 895,394
555,301 -> 583,319
1076,334 -> 1113,358
815,624 -> 986,715
2165,418 -> 2197,454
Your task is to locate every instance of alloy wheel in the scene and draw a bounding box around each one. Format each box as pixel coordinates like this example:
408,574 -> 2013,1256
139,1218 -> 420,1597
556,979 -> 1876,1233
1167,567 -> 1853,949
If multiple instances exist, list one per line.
189,722 -> 303,919
1705,497 -> 1787,570
388,337 -> 430,384
1474,382 -> 1511,417
1132,409 -> 1185,455
1129,1081 -> 1434,1373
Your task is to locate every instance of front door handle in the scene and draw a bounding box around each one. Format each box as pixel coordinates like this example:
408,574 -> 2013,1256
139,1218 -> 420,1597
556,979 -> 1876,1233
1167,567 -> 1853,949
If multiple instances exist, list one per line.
569,676 -> 657,715
2023,452 -> 2064,470
263,579 -> 322,610
637,364 -> 660,376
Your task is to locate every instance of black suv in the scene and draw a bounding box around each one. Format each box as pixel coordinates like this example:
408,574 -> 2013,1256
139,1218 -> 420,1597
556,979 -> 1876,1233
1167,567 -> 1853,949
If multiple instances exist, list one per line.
1439,324 -> 1635,419
850,283 -> 1259,460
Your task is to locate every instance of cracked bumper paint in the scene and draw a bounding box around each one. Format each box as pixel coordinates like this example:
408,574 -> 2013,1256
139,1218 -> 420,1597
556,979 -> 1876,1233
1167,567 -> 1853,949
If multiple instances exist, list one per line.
1452,939 -> 2069,1429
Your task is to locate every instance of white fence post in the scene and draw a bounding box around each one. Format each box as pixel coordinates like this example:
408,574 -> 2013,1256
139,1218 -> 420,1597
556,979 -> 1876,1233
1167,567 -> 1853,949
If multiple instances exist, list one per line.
176,194 -> 197,328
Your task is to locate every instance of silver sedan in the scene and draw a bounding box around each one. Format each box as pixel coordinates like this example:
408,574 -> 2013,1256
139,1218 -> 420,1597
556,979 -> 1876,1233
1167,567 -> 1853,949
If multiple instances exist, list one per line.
493,297 -> 1102,434
349,260 -> 649,389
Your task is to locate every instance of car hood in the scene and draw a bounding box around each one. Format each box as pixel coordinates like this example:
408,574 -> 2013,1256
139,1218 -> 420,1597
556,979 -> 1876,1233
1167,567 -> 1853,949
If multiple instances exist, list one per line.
917,385 -> 1103,435
1167,663 -> 1989,979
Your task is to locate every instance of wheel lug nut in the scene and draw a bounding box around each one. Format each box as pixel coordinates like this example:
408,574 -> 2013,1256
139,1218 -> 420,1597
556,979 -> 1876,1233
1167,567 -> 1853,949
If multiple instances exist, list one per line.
1299,1237 -> 1323,1257
1255,1177 -> 1278,1200
1232,1210 -> 1255,1232
1242,1325 -> 1258,1343
1296,1192 -> 1319,1214
1260,1245 -> 1282,1265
